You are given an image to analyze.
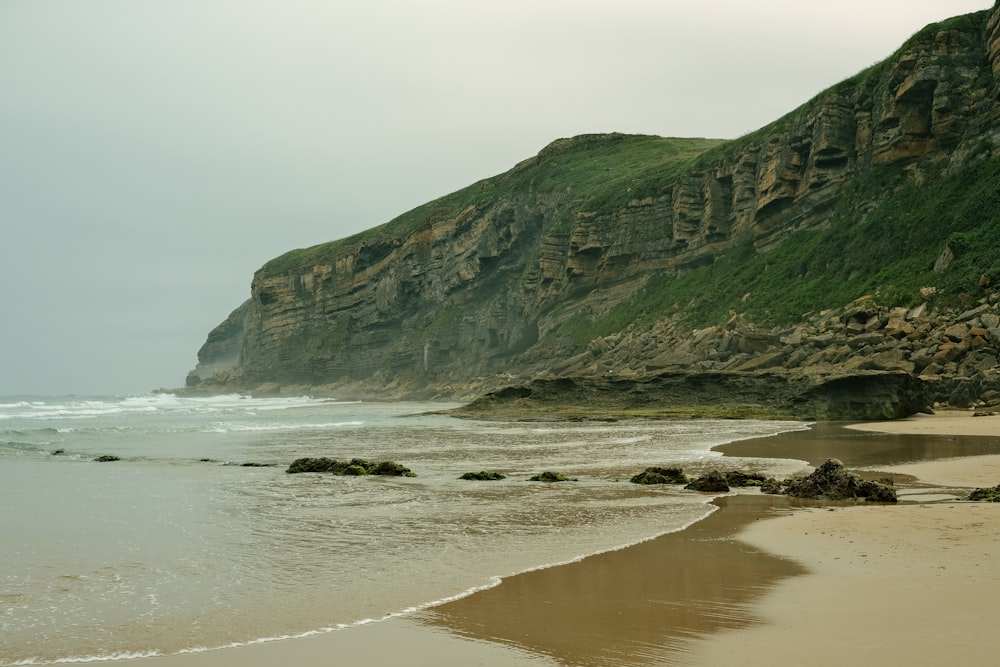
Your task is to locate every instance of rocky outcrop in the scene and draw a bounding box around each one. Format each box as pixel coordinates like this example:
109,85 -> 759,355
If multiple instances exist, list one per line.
630,466 -> 689,485
549,295 -> 1000,409
448,370 -> 930,422
779,459 -> 897,503
685,471 -> 731,493
183,8 -> 1000,406
286,457 -> 416,476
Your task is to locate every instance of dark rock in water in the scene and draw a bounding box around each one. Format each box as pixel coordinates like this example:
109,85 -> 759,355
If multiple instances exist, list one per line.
725,471 -> 769,487
630,466 -> 688,485
968,484 -> 1000,501
760,477 -> 783,494
94,455 -> 120,462
51,449 -> 65,456
460,471 -> 507,481
369,460 -> 416,476
529,471 -> 577,482
784,458 -> 897,502
240,462 -> 275,467
685,470 -> 730,493
286,457 -> 416,477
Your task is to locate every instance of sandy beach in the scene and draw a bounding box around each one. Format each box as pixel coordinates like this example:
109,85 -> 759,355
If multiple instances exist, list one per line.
115,412 -> 1000,667
691,411 -> 1000,665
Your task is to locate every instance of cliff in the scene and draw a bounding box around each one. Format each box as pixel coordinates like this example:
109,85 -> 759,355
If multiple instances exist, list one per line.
185,6 -> 1000,407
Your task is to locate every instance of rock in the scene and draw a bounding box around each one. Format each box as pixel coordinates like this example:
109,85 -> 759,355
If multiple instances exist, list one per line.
286,457 -> 416,477
460,471 -> 507,481
529,471 -> 577,482
784,458 -> 897,502
760,477 -> 783,494
94,455 -> 121,462
630,466 -> 688,485
725,471 -> 769,487
967,484 -> 1000,501
685,470 -> 730,493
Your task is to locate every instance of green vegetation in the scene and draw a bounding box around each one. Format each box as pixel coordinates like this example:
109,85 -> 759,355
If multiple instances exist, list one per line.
552,155 -> 1000,341
286,457 -> 416,477
259,134 -> 723,278
968,484 -> 1000,502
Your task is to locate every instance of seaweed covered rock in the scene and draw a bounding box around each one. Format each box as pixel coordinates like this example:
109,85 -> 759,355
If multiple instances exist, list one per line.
684,470 -> 730,493
460,471 -> 507,481
94,455 -> 120,462
783,458 -> 896,502
968,484 -> 1000,501
529,471 -> 577,482
760,477 -> 783,494
725,471 -> 769,487
630,466 -> 688,485
286,457 -> 415,477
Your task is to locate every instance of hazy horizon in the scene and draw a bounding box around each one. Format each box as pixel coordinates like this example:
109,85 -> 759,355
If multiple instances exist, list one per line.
1,0 -> 992,395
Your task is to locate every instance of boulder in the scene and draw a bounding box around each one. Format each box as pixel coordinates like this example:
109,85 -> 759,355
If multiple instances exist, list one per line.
630,466 -> 688,485
529,471 -> 577,482
94,455 -> 121,462
286,457 -> 416,477
968,484 -> 1000,501
725,471 -> 769,487
784,459 -> 896,502
684,470 -> 731,493
760,477 -> 783,494
460,471 -> 507,481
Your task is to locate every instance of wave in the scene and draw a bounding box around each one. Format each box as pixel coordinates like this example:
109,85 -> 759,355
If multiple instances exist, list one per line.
0,394 -> 352,422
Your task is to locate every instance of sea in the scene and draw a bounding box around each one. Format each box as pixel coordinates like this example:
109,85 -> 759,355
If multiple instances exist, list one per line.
0,394 -> 810,665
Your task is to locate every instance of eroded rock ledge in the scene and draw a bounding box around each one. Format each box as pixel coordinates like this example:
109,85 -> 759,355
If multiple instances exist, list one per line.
445,369 -> 930,422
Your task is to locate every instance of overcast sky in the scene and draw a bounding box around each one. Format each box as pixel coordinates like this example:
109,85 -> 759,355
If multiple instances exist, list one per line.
1,0 -> 993,396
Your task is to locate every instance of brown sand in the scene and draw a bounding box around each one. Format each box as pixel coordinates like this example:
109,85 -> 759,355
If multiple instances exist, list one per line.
689,411 -> 1000,665
115,414 -> 1000,666
689,502 -> 1000,665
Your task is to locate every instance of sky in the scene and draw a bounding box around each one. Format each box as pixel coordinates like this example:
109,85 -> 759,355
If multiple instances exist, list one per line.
1,0 -> 993,396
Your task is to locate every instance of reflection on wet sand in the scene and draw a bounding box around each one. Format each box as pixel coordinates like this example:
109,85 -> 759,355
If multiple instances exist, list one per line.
716,420 -> 1000,467
418,494 -> 804,667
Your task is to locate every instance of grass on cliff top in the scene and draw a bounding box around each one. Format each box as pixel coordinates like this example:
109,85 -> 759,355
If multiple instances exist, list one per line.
259,134 -> 723,277
553,154 -> 1000,342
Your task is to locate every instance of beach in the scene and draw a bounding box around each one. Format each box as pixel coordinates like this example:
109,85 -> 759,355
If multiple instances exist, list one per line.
110,411 -> 1000,666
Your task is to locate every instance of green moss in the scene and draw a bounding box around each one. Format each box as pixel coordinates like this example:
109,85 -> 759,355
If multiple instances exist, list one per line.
459,471 -> 507,481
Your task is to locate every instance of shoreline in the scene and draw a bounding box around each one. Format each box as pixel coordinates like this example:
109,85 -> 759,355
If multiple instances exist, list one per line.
107,414 -> 1000,666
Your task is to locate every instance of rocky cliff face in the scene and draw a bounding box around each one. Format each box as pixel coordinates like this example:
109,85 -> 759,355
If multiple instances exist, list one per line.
186,7 -> 1000,403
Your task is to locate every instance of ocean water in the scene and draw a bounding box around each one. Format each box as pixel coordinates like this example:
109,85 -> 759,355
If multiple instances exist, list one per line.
0,394 -> 808,664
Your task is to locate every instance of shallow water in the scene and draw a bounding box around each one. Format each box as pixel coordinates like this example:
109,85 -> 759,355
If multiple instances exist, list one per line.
0,394 -> 808,664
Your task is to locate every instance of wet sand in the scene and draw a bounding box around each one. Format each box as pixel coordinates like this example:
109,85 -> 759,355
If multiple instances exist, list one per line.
691,411 -> 1000,665
118,414 -> 1000,666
